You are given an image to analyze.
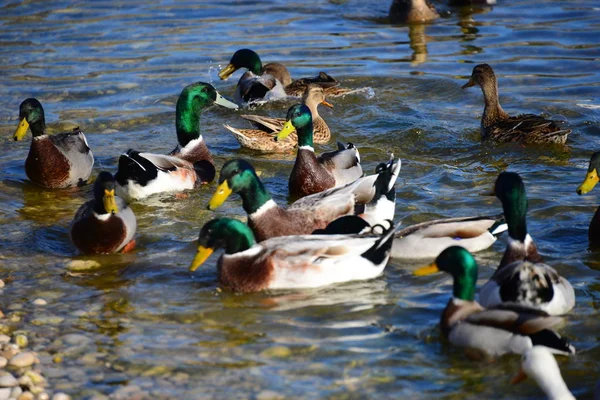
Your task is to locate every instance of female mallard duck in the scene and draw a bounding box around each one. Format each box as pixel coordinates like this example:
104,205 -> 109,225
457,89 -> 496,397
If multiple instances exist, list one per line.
114,82 -> 238,201
576,151 -> 600,243
462,64 -> 571,144
218,49 -> 351,103
277,104 -> 362,198
13,98 -> 94,188
188,217 -> 396,292
511,346 -> 575,400
414,246 -> 575,358
224,84 -> 333,152
479,172 -> 575,315
389,0 -> 439,24
207,158 -> 400,242
391,214 -> 507,260
70,171 -> 136,254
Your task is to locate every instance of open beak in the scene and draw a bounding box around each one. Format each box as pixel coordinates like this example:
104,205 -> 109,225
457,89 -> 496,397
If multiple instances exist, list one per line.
414,262 -> 440,276
103,189 -> 119,214
275,120 -> 295,142
207,180 -> 232,210
510,368 -> 528,384
577,169 -> 599,195
189,245 -> 214,272
462,77 -> 475,89
321,99 -> 334,108
214,91 -> 239,110
13,118 -> 29,141
218,63 -> 237,80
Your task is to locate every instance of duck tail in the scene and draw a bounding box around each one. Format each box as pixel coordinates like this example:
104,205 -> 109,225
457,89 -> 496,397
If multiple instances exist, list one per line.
360,220 -> 397,266
371,156 -> 401,204
313,215 -> 371,235
193,160 -> 216,184
488,214 -> 508,236
115,150 -> 157,185
529,329 -> 576,356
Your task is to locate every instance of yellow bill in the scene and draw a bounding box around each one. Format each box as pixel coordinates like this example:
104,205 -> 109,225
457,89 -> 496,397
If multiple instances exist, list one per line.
13,118 -> 29,141
577,169 -> 599,195
321,99 -> 334,108
103,189 -> 119,214
218,63 -> 237,80
275,120 -> 295,142
510,368 -> 528,384
208,180 -> 232,210
462,77 -> 475,89
414,262 -> 440,276
189,245 -> 214,272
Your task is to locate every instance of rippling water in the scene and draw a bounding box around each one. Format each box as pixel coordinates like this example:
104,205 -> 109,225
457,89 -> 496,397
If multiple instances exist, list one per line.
1,0 -> 600,398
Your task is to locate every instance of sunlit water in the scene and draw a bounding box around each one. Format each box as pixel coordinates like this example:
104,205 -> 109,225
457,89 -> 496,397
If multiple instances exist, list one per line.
1,0 -> 600,398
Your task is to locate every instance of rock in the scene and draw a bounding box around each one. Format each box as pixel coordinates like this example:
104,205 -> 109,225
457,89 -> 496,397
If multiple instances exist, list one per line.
36,392 -> 49,400
0,335 -> 9,344
32,299 -> 47,306
0,344 -> 19,360
25,371 -> 45,386
257,390 -> 285,400
0,357 -> 6,368
9,352 -> 37,368
15,334 -> 28,348
51,393 -> 71,400
18,375 -> 31,388
0,280 -> 4,289
10,386 -> 22,398
260,346 -> 292,358
0,388 -> 10,400
0,372 -> 18,387
66,260 -> 100,271
61,334 -> 91,347
17,392 -> 34,400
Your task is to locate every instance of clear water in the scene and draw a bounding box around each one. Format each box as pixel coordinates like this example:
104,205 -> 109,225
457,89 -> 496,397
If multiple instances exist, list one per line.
1,0 -> 599,398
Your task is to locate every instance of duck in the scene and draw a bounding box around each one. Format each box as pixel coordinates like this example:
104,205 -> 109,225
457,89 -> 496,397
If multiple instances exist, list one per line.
391,214 -> 507,260
462,64 -> 571,144
12,98 -> 94,189
479,172 -> 575,315
576,151 -> 600,243
389,0 -> 439,24
188,217 -> 396,292
218,49 -> 351,103
511,346 -> 575,400
114,82 -> 238,201
206,158 -> 400,242
70,171 -> 136,254
224,84 -> 333,152
414,246 -> 575,358
276,104 -> 362,198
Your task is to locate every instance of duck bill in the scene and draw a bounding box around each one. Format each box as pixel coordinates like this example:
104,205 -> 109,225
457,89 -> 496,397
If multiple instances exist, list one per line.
13,118 -> 29,141
321,99 -> 334,108
103,189 -> 119,214
275,120 -> 295,142
462,77 -> 475,89
214,91 -> 239,110
414,262 -> 440,276
218,63 -> 237,80
510,369 -> 528,384
577,169 -> 599,195
189,245 -> 214,272
208,181 -> 232,210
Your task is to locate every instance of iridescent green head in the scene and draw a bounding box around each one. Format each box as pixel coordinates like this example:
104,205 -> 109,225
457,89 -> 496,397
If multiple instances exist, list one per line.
414,246 -> 478,301
276,104 -> 314,147
495,172 -> 528,242
207,159 -> 272,214
14,98 -> 47,140
219,49 -> 263,79
175,81 -> 238,147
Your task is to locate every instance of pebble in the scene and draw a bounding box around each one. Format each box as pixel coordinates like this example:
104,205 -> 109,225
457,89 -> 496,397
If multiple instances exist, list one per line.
0,388 -> 10,400
36,392 -> 49,400
0,335 -> 9,344
17,393 -> 34,400
0,357 -> 6,368
61,334 -> 91,347
51,393 -> 71,400
25,371 -> 45,386
260,346 -> 292,358
32,299 -> 47,306
0,372 -> 18,387
15,334 -> 28,348
11,387 -> 22,398
0,280 -> 4,288
66,260 -> 101,271
256,390 -> 285,400
9,352 -> 37,368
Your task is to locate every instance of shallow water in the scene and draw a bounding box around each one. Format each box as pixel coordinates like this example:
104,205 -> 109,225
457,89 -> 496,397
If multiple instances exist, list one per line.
1,0 -> 600,398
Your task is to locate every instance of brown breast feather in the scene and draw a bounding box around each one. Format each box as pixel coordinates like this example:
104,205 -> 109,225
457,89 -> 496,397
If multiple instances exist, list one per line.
25,137 -> 71,188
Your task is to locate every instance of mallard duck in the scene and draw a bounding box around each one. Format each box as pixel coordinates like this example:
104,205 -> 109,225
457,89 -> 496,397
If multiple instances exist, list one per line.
114,82 -> 238,201
13,98 -> 94,188
511,346 -> 575,400
479,172 -> 575,315
462,64 -> 571,144
276,104 -> 362,198
218,49 -> 351,103
188,217 -> 396,292
576,151 -> 600,243
414,246 -> 575,358
389,0 -> 439,24
224,84 -> 333,152
391,214 -> 507,260
207,158 -> 400,242
70,171 -> 136,254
